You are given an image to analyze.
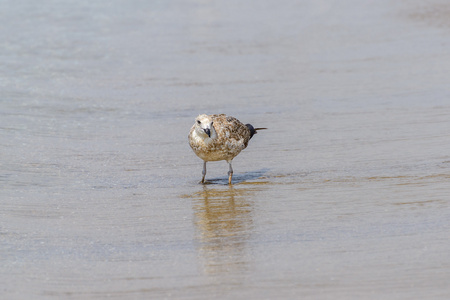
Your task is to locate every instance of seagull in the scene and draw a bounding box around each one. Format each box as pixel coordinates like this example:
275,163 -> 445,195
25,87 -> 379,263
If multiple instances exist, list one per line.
188,114 -> 266,184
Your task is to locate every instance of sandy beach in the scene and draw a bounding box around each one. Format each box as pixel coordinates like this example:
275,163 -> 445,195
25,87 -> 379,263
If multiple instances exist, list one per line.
1,0 -> 450,299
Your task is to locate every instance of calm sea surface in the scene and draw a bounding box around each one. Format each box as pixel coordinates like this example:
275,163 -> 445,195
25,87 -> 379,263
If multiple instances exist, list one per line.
1,0 -> 450,299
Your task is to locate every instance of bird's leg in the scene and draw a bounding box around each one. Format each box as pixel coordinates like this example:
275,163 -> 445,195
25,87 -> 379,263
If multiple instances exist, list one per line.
227,161 -> 233,185
201,161 -> 207,183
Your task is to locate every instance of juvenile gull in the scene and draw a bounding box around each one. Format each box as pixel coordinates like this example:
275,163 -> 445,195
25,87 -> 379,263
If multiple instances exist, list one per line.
188,114 -> 266,184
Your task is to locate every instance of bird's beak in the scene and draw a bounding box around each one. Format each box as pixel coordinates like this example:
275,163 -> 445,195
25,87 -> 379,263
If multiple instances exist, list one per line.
203,128 -> 211,137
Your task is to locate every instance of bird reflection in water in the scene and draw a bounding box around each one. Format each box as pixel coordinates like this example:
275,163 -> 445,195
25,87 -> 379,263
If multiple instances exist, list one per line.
191,185 -> 256,275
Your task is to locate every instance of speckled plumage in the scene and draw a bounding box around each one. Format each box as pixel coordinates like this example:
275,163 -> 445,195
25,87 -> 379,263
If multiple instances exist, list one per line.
188,114 -> 265,184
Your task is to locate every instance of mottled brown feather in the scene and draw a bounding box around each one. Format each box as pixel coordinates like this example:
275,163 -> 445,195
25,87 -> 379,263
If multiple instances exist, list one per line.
188,114 -> 252,162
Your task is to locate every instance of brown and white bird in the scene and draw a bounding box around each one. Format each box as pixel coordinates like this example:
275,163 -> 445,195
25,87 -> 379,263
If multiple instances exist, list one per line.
188,114 -> 266,184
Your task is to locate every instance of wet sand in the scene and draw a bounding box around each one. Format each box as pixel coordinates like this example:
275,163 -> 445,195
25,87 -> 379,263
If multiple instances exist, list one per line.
1,0 -> 450,299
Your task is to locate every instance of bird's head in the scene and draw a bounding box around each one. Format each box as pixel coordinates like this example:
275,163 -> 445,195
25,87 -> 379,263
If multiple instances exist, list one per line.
194,114 -> 215,139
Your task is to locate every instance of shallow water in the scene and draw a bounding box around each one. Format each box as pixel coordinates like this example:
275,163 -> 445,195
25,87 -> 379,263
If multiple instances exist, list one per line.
1,0 -> 450,299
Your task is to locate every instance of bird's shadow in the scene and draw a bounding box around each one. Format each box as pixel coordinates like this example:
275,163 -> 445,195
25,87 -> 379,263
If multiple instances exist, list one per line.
202,168 -> 270,185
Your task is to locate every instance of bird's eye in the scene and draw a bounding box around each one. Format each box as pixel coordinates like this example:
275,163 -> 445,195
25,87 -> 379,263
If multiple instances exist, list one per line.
197,120 -> 201,124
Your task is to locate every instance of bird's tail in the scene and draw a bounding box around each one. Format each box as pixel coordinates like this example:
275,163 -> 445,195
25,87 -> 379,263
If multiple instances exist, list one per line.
246,124 -> 267,139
